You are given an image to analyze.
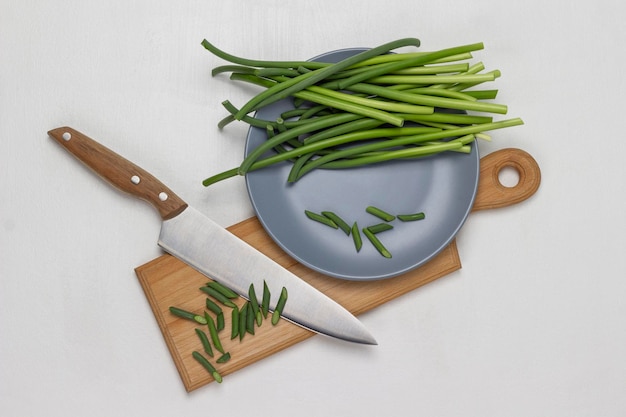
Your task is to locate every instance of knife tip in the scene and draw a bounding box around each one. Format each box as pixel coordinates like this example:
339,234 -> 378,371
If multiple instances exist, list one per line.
342,328 -> 378,345
363,335 -> 378,346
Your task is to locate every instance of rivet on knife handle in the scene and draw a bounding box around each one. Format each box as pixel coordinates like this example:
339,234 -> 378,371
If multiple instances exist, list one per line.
48,127 -> 188,220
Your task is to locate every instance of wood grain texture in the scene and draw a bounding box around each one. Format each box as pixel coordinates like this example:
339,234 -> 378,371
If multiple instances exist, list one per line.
48,127 -> 188,220
135,148 -> 541,391
473,148 -> 541,211
136,221 -> 461,391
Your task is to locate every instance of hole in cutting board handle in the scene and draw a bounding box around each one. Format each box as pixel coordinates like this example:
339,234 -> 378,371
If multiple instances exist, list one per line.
498,165 -> 520,188
472,148 -> 541,212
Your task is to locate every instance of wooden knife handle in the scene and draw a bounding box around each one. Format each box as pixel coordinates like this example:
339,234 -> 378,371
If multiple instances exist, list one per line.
472,148 -> 541,212
49,127 -> 188,220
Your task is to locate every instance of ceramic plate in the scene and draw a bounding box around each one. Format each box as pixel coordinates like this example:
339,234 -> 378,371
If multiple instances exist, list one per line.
245,49 -> 479,280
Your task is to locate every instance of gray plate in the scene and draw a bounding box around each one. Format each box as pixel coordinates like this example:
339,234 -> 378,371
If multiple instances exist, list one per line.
245,48 -> 479,281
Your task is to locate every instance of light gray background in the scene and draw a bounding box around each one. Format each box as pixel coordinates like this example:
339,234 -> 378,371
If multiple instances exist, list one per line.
2,1 -> 624,416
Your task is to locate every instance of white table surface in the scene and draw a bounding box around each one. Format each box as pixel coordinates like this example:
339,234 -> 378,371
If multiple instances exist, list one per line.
2,1 -> 625,416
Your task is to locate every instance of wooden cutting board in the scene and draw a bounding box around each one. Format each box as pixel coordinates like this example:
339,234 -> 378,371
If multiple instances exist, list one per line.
135,148 -> 540,391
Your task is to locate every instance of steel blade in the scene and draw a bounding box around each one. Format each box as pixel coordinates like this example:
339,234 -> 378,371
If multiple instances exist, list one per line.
159,207 -> 377,345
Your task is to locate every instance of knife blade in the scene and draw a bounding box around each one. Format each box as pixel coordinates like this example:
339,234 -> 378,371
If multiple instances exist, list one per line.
49,126 -> 376,345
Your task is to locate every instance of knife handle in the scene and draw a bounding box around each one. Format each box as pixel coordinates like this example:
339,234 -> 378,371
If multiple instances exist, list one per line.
49,127 -> 188,220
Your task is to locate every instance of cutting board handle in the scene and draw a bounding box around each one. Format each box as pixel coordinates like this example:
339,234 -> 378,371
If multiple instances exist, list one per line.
472,148 -> 541,212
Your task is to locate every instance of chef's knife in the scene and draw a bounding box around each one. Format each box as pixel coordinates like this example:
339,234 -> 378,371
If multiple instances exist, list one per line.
49,127 -> 376,345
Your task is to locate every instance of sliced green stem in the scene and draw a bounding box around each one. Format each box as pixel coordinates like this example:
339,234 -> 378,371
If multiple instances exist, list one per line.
321,211 -> 351,235
202,167 -> 239,187
212,64 -> 257,76
271,287 -> 288,325
287,152 -> 315,182
293,141 -> 462,180
217,114 -> 236,129
233,38 -> 422,119
366,73 -> 495,86
246,301 -> 256,335
202,39 -> 328,70
305,210 -> 338,229
248,284 -> 261,320
362,228 -> 392,258
401,87 -> 478,101
222,98 -> 336,130
366,223 -> 394,233
238,302 -> 248,341
352,222 -> 363,252
231,306 -> 239,339
217,352 -> 231,364
291,119 -> 522,180
400,112 -> 493,125
205,298 -> 223,315
305,85 -> 434,115
391,63 -> 470,75
314,134 -> 475,172
216,312 -> 225,332
237,112 -> 363,175
449,70 -> 502,92
366,206 -> 396,222
303,118 -> 385,144
195,328 -> 214,357
299,104 -> 330,120
347,51 -> 474,68
346,83 -> 507,114
192,351 -> 222,383
262,281 -> 271,318
169,306 -> 207,325
206,281 -> 239,299
207,315 -> 225,354
199,286 -> 237,308
462,89 -> 499,100
398,212 -> 426,221
333,43 -> 484,89
429,62 -> 486,89
256,125 -> 441,170
255,67 -> 302,77
280,108 -> 309,119
291,89 -> 406,127
203,118 -> 519,187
